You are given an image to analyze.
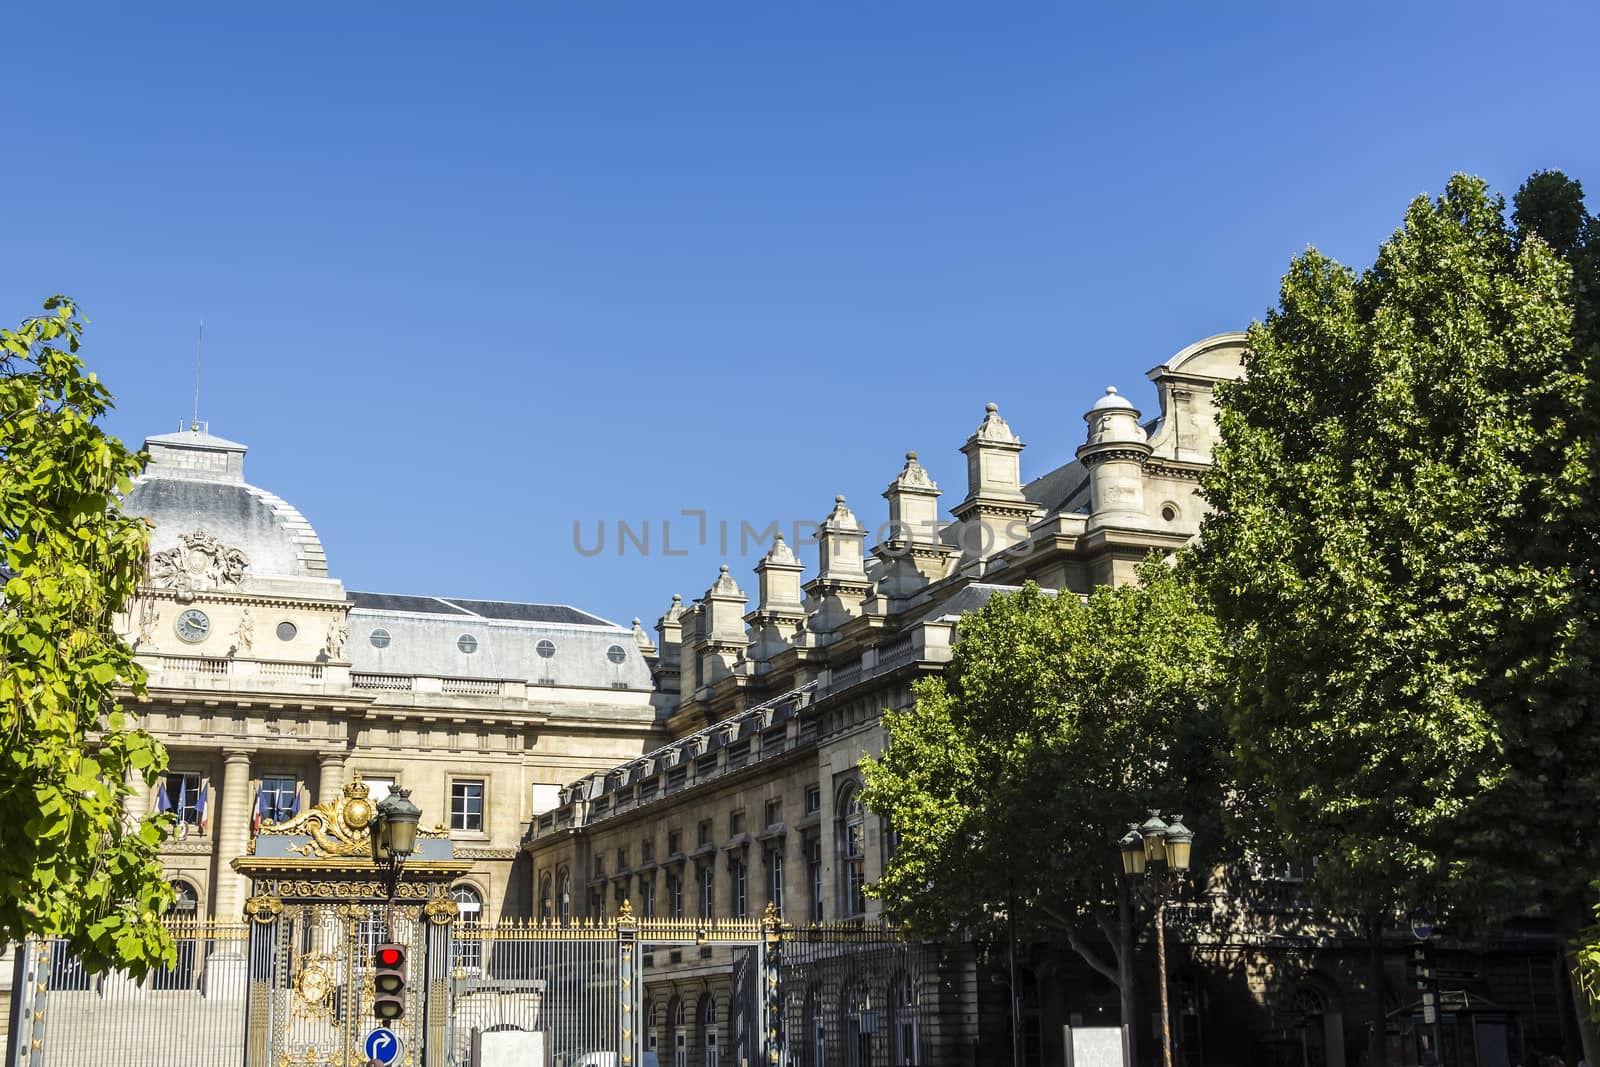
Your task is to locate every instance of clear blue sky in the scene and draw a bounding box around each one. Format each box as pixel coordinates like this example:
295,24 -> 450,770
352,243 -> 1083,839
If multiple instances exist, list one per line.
6,2 -> 1598,627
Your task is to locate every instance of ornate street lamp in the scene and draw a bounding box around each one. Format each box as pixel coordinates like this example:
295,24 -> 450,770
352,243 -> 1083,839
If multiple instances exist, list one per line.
372,787 -> 422,931
1116,809 -> 1196,1067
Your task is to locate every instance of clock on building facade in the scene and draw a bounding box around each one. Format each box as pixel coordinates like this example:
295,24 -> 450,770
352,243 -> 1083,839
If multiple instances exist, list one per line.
174,608 -> 210,643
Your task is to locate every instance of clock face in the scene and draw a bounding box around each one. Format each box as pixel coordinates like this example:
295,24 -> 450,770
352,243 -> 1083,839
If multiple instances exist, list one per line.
175,608 -> 210,643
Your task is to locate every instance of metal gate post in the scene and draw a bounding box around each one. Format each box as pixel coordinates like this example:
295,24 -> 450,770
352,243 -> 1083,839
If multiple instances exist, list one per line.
6,939 -> 45,1067
423,895 -> 458,1067
761,904 -> 784,1067
617,900 -> 641,1067
243,895 -> 283,1067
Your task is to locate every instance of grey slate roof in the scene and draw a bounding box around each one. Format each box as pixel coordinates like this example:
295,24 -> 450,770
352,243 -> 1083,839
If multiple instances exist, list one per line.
348,592 -> 612,627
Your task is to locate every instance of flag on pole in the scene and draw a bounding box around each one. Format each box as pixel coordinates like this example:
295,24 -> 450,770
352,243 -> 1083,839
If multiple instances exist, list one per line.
251,785 -> 263,836
156,778 -> 172,814
195,780 -> 209,835
291,786 -> 302,817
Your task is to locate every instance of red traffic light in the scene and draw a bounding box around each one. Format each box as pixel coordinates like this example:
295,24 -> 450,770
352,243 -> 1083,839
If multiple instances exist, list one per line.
373,943 -> 408,1022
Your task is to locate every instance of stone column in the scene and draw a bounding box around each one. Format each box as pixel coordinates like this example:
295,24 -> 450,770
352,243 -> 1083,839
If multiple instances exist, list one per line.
317,752 -> 346,806
122,763 -> 145,826
214,750 -> 253,922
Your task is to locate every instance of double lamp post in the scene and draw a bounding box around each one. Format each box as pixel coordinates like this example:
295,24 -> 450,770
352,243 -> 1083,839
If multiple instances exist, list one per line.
1118,810 -> 1195,1067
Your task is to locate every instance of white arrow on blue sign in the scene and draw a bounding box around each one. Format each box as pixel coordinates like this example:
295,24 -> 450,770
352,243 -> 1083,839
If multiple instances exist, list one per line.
364,1027 -> 404,1066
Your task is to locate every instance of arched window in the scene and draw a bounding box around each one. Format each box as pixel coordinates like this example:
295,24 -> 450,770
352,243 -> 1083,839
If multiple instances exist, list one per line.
889,974 -> 919,1066
539,873 -> 553,920
451,884 -> 483,971
170,879 -> 200,917
644,998 -> 657,1054
556,867 -> 572,925
698,996 -> 719,1067
670,997 -> 687,1067
838,784 -> 866,917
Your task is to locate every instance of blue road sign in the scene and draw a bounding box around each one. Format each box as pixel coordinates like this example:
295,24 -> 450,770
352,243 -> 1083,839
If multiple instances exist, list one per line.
364,1028 -> 403,1066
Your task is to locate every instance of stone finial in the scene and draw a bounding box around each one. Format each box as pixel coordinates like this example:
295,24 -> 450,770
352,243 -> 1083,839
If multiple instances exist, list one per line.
711,564 -> 743,596
659,593 -> 684,626
891,450 -> 937,491
969,402 -> 1021,446
764,532 -> 799,567
632,617 -> 654,652
822,495 -> 864,532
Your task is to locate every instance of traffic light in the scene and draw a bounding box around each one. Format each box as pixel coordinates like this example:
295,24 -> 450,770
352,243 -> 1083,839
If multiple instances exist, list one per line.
372,943 -> 407,1022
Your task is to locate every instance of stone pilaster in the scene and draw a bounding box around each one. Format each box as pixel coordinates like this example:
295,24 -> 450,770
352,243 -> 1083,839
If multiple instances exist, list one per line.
213,749 -> 252,921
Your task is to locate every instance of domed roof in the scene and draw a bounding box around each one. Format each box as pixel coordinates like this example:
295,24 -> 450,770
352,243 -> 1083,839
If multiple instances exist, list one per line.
122,427 -> 330,584
1090,386 -> 1137,412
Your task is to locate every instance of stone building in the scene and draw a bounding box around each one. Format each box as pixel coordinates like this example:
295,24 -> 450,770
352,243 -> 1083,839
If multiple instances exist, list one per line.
524,334 -> 1257,1063
113,424 -> 663,926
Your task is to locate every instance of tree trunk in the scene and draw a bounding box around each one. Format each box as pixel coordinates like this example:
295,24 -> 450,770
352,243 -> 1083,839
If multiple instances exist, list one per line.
1121,888 -> 1140,1067
1368,914 -> 1387,1067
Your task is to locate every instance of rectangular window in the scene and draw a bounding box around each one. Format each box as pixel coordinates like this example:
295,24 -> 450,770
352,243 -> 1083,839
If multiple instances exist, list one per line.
764,798 -> 782,827
729,810 -> 745,837
804,785 -> 821,815
616,847 -> 628,871
640,876 -> 656,918
260,775 -> 297,825
697,819 -> 712,848
668,870 -> 683,918
450,780 -> 484,832
767,847 -> 784,917
162,772 -> 204,828
642,839 -> 655,863
731,855 -> 747,918
805,833 -> 823,922
699,864 -> 715,919
594,856 -> 606,879
667,829 -> 683,856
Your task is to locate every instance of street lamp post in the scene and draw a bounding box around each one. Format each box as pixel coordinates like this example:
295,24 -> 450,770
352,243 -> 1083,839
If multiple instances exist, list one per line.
371,787 -> 422,935
1118,810 -> 1194,1067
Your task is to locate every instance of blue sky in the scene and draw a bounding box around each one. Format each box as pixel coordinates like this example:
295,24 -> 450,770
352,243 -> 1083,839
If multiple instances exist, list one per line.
5,2 -> 1598,627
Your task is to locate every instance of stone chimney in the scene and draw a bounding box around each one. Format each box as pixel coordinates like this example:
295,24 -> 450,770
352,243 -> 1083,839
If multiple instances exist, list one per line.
872,452 -> 956,605
949,404 -> 1034,561
803,496 -> 869,638
746,535 -> 806,666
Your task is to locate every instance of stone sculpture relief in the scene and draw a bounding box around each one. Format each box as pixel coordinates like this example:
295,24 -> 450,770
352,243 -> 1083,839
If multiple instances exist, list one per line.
324,619 -> 348,660
148,529 -> 249,592
234,608 -> 254,653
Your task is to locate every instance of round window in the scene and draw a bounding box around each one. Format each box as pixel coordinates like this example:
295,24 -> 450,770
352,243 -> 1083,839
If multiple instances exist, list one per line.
457,634 -> 479,654
606,644 -> 627,665
1161,504 -> 1179,522
276,620 -> 297,642
370,628 -> 392,649
536,639 -> 557,659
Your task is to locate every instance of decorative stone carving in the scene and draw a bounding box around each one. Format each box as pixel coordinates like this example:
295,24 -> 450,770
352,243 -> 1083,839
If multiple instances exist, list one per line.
135,597 -> 159,646
149,529 -> 249,591
234,608 -> 254,653
324,618 -> 348,660
261,773 -> 446,858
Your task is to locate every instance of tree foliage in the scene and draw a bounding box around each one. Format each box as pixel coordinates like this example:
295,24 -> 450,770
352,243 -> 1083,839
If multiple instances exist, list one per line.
1,298 -> 174,974
1194,175 -> 1595,926
861,560 -> 1226,983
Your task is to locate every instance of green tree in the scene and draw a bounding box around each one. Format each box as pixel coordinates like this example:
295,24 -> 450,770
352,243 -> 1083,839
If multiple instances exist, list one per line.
1193,174 -> 1597,1059
1,297 -> 174,975
862,561 -> 1226,1062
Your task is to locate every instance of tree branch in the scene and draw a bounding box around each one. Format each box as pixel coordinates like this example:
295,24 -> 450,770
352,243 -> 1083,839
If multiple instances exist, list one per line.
1065,924 -> 1121,986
